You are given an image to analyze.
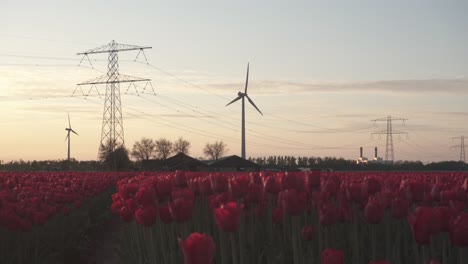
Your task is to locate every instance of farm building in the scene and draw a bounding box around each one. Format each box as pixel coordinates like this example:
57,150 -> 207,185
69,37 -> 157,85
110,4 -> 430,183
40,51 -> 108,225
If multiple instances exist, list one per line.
142,152 -> 208,171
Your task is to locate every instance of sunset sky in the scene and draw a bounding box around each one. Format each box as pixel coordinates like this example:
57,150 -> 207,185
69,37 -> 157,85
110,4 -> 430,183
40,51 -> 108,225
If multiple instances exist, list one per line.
1,1 -> 468,162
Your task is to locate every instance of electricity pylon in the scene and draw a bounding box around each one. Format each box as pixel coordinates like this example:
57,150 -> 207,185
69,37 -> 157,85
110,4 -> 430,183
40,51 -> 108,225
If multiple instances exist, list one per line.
371,116 -> 408,162
451,136 -> 467,162
75,40 -> 152,155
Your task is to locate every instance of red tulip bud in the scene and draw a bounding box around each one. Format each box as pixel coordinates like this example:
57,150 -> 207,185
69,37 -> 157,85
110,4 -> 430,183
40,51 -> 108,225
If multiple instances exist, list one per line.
179,232 -> 216,264
321,248 -> 344,264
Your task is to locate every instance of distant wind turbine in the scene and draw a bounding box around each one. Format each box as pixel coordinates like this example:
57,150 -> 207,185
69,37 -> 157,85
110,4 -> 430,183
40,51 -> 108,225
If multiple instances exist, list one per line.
65,113 -> 79,161
226,63 -> 263,159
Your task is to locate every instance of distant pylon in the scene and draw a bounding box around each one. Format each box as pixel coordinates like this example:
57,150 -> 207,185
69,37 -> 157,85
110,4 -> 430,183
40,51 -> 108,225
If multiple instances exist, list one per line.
76,40 -> 152,156
450,136 -> 467,162
371,116 -> 408,162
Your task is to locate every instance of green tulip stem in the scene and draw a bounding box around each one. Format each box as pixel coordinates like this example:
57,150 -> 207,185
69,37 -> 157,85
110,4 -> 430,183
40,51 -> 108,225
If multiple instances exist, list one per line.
459,247 -> 466,264
231,233 -> 238,264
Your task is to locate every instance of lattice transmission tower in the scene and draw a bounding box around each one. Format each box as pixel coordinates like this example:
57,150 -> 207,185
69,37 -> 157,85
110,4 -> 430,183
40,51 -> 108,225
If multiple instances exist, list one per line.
371,116 -> 408,162
75,40 -> 152,155
451,136 -> 467,162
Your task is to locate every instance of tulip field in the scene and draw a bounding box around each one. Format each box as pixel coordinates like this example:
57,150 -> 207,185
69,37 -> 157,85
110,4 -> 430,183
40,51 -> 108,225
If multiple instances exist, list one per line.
111,171 -> 468,264
0,171 -> 133,263
1,171 -> 468,264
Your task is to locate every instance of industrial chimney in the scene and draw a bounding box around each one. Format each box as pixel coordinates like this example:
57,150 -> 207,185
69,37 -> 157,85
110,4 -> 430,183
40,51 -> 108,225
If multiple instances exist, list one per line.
375,147 -> 378,159
360,147 -> 363,158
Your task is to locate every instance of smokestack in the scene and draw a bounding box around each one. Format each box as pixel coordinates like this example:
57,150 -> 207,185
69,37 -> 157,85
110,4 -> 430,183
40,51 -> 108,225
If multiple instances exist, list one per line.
360,147 -> 363,158
375,147 -> 378,159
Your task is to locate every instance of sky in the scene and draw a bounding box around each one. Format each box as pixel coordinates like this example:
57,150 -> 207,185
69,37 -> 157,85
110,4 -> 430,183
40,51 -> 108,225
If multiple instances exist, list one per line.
1,0 -> 468,163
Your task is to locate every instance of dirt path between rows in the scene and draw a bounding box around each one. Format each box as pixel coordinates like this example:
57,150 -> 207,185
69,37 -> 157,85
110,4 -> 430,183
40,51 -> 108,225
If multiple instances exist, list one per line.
84,216 -> 123,264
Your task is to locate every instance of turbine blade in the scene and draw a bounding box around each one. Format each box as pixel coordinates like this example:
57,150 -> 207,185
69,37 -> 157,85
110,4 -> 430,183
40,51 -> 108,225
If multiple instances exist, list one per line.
244,63 -> 249,94
226,95 -> 242,106
71,129 -> 79,136
65,133 -> 69,141
246,95 -> 263,115
67,112 -> 71,128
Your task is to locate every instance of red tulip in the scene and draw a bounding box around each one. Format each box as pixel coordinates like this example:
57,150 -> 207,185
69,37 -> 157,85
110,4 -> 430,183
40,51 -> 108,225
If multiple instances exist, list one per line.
264,175 -> 281,194
462,178 -> 468,192
119,206 -> 133,222
319,202 -> 337,226
135,205 -> 158,227
210,173 -> 228,193
174,170 -> 188,188
364,176 -> 382,195
199,177 -> 213,195
155,177 -> 173,200
305,170 -> 321,191
169,198 -> 194,223
272,207 -> 283,224
229,175 -> 249,199
172,188 -> 195,202
449,212 -> 468,247
346,182 -> 363,203
32,211 -> 47,226
159,205 -> 172,224
179,232 -> 216,264
20,219 -> 32,232
213,202 -> 242,232
125,199 -> 138,214
434,206 -> 457,232
322,179 -> 338,196
406,181 -> 425,204
282,172 -> 299,190
441,190 -> 457,205
135,186 -> 157,206
246,183 -> 263,204
280,189 -> 305,216
364,197 -> 384,224
430,183 -> 443,202
321,248 -> 344,264
208,193 -> 232,210
301,225 -> 314,241
111,200 -> 123,215
336,199 -> 351,223
391,198 -> 409,219
249,172 -> 263,185
407,207 -> 433,245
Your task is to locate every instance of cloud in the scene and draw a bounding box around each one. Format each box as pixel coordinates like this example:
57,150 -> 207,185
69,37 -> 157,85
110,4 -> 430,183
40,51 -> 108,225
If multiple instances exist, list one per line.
325,113 -> 376,118
433,111 -> 468,117
206,78 -> 468,95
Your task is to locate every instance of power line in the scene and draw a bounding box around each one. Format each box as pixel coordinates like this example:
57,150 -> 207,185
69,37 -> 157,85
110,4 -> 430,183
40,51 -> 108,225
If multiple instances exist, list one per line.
450,136 -> 467,162
76,40 -> 152,156
371,116 -> 408,162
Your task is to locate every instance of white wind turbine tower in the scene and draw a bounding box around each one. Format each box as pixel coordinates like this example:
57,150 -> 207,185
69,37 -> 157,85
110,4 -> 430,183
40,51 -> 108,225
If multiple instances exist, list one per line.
65,113 -> 79,161
226,63 -> 263,159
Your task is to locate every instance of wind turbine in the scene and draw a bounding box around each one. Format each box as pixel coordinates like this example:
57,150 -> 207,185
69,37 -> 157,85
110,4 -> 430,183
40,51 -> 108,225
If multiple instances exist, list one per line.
65,113 -> 79,161
226,63 -> 263,159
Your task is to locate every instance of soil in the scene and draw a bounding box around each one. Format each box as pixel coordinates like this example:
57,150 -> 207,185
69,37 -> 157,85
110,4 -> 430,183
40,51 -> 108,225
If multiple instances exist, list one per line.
85,216 -> 123,264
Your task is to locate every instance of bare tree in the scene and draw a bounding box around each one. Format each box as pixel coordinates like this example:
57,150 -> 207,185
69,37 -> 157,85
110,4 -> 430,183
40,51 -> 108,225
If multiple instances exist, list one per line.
131,137 -> 156,161
155,138 -> 173,160
173,137 -> 191,154
203,140 -> 228,160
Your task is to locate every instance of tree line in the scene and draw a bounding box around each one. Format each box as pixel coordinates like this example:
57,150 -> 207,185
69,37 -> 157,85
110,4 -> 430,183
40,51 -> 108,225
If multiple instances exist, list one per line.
95,137 -> 228,170
1,155 -> 465,172
130,137 -> 228,161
